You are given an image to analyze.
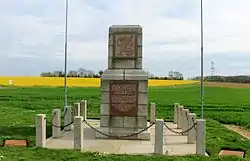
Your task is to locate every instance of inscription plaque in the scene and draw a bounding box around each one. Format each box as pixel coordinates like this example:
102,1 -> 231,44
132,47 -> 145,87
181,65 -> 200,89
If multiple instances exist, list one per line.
114,34 -> 136,58
109,80 -> 138,116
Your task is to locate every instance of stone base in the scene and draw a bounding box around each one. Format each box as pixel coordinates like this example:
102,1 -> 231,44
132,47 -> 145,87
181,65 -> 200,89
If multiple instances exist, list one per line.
95,127 -> 151,141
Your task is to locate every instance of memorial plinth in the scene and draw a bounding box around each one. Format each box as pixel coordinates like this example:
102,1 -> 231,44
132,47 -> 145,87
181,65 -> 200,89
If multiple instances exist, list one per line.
96,25 -> 151,140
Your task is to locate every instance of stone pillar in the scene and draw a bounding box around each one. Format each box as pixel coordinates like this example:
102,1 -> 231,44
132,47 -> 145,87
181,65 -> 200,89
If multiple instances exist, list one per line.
177,106 -> 184,129
97,25 -> 150,140
196,119 -> 206,156
154,119 -> 164,154
80,100 -> 87,120
173,103 -> 180,124
64,106 -> 72,131
36,114 -> 46,147
187,113 -> 196,144
182,109 -> 189,135
74,116 -> 83,150
74,103 -> 80,117
150,102 -> 156,123
52,109 -> 61,138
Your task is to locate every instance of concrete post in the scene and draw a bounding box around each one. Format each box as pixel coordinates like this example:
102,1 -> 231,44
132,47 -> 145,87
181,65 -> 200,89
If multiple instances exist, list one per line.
177,106 -> 184,129
64,106 -> 72,131
154,119 -> 164,155
173,103 -> 180,124
52,109 -> 61,138
80,100 -> 87,120
187,113 -> 196,144
196,119 -> 206,156
150,102 -> 156,123
36,114 -> 46,147
74,116 -> 83,150
74,103 -> 80,117
182,109 -> 189,135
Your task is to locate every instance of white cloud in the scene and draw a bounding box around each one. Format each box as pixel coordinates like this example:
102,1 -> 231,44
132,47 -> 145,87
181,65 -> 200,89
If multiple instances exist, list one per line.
0,0 -> 250,77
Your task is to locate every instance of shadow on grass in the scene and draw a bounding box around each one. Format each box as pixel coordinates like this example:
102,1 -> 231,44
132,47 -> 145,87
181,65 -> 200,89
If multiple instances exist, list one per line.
0,125 -> 52,146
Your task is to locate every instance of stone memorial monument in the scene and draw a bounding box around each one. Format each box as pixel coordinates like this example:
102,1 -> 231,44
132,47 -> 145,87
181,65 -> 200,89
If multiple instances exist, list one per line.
96,25 -> 151,140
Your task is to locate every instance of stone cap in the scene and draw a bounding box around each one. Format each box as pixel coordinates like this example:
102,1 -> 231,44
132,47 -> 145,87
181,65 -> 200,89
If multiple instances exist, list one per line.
109,25 -> 142,34
101,69 -> 148,81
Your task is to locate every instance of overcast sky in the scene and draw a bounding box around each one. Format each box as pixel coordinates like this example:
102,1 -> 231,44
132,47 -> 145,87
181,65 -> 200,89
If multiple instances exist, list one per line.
0,0 -> 250,78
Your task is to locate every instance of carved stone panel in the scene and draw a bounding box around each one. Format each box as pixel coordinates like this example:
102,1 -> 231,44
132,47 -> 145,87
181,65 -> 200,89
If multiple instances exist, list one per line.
109,80 -> 138,116
114,34 -> 136,58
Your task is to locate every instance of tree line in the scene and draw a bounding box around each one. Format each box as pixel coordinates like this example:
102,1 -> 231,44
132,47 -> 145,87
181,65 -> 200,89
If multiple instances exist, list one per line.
191,75 -> 250,83
40,69 -> 184,80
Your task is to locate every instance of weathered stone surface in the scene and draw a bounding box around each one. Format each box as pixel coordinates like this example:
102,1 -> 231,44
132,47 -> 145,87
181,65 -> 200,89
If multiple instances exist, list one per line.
80,100 -> 87,120
109,131 -> 137,140
74,116 -> 83,150
137,34 -> 142,46
98,25 -> 150,140
150,102 -> 156,123
138,81 -> 147,93
108,45 -> 113,57
64,106 -> 72,131
177,106 -> 184,129
100,104 -> 109,115
114,60 -> 135,69
154,119 -> 164,154
137,130 -> 151,140
108,58 -> 113,69
101,91 -> 109,104
36,114 -> 46,148
196,119 -> 206,156
187,113 -> 196,144
109,25 -> 142,34
110,116 -> 124,128
137,104 -> 148,117
124,117 -> 137,128
174,103 -> 180,124
101,69 -> 124,80
52,109 -> 61,138
74,103 -> 80,117
114,34 -> 136,58
109,34 -> 114,45
101,80 -> 109,92
124,69 -> 148,80
100,115 -> 109,127
95,127 -> 109,138
136,58 -> 142,69
182,109 -> 189,135
137,46 -> 142,58
137,116 -> 147,128
109,80 -> 138,117
138,93 -> 148,105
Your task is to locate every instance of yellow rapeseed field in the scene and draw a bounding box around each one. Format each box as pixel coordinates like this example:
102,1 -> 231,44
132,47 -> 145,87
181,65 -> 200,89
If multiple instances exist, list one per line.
0,76 -> 198,87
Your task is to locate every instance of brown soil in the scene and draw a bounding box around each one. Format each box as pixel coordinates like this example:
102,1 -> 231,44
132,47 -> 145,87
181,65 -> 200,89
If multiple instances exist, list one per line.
205,82 -> 250,88
224,124 -> 250,139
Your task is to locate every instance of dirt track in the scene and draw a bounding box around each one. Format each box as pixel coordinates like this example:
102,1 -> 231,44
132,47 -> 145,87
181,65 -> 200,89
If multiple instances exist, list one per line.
205,82 -> 250,88
224,124 -> 250,139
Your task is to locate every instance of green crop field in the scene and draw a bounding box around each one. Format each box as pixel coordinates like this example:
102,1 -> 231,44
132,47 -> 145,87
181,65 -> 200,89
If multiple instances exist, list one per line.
1,84 -> 250,160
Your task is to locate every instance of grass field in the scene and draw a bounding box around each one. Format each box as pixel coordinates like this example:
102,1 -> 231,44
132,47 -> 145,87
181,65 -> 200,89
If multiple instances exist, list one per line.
1,83 -> 250,160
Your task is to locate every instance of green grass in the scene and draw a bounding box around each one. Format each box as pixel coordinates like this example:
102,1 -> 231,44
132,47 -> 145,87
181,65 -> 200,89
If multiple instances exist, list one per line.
0,147 -> 245,161
1,84 -> 250,160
